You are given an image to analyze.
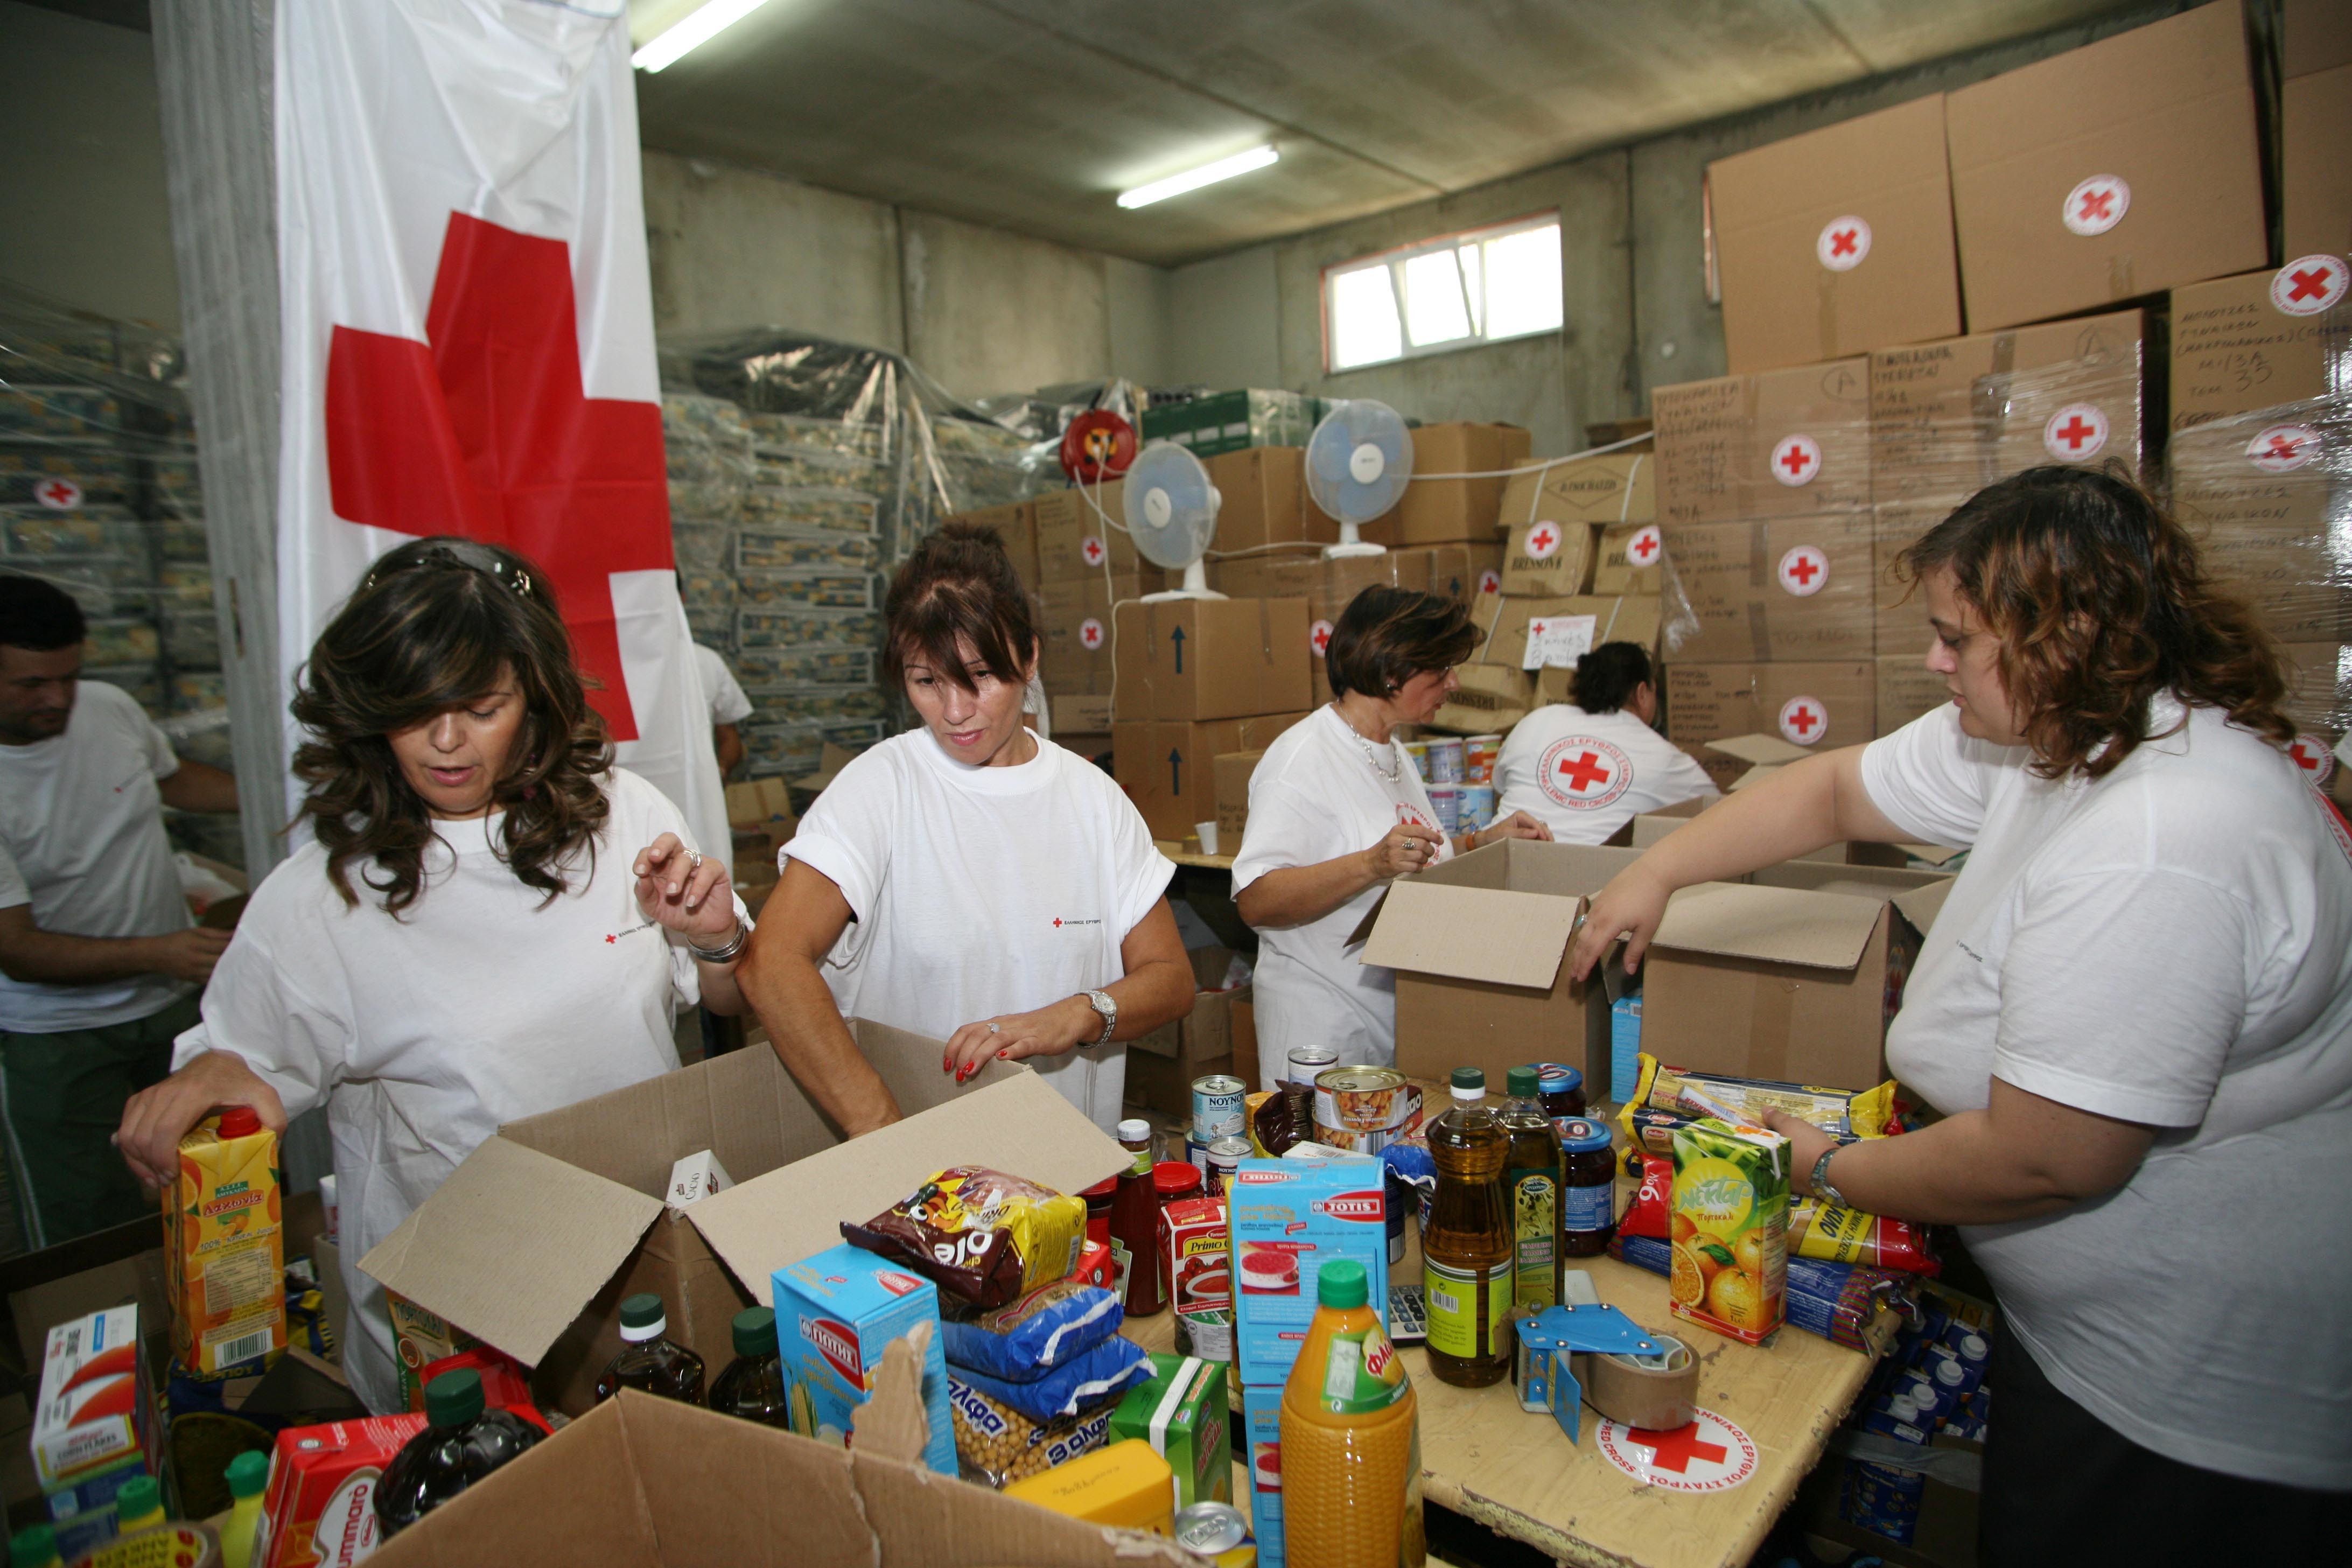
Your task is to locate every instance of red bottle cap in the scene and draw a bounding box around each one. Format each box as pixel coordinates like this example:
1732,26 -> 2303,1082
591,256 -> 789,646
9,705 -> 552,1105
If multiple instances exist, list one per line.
1153,1161 -> 1201,1200
216,1107 -> 262,1138
1081,1177 -> 1118,1200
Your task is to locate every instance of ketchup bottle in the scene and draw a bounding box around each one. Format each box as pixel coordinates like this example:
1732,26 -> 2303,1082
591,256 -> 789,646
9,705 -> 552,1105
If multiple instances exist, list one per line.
1110,1119 -> 1168,1315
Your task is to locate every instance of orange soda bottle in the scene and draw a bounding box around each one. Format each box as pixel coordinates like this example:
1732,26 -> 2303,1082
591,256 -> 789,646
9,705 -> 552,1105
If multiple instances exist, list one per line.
1277,1258 -> 1425,1568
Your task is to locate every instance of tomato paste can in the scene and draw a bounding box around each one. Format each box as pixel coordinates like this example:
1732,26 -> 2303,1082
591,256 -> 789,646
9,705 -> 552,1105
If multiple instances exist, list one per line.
1191,1074 -> 1248,1142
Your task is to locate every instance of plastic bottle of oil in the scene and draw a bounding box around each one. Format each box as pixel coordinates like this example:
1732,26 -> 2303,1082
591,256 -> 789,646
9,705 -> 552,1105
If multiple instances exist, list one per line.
1422,1068 -> 1513,1388
1500,1066 -> 1563,1310
1278,1259 -> 1425,1568
594,1293 -> 706,1404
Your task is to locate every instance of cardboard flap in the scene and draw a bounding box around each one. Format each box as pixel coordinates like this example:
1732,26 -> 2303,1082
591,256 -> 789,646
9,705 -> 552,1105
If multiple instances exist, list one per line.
1892,878 -> 1955,935
855,1328 -> 933,1468
360,1137 -> 663,1369
1357,880 -> 1582,990
687,1069 -> 1129,1306
1651,882 -> 1885,971
1706,732 -> 1814,766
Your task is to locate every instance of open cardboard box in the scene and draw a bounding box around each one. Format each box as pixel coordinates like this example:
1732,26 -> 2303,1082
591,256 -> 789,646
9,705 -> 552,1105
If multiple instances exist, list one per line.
361,1024 -> 1129,1416
1352,840 -> 1643,1099
1619,790 -> 1961,870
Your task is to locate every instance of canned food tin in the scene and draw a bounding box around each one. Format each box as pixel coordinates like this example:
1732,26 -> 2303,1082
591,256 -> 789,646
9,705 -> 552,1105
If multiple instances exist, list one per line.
1401,740 -> 1431,782
1314,1066 -> 1413,1132
1425,783 -> 1461,833
1174,1501 -> 1251,1554
1457,782 -> 1496,833
1204,1135 -> 1251,1196
1185,1135 -> 1214,1174
1464,733 -> 1502,786
1425,736 -> 1465,783
1313,1121 -> 1411,1156
1192,1074 -> 1248,1142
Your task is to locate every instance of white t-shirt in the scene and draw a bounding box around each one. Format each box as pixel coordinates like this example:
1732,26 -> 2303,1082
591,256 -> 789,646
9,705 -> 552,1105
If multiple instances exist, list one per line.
0,680 -> 194,1032
783,729 -> 1172,1133
1863,699 -> 2352,1489
171,768 -> 726,1413
1230,706 -> 1452,1090
1494,704 -> 1719,845
692,643 -> 753,727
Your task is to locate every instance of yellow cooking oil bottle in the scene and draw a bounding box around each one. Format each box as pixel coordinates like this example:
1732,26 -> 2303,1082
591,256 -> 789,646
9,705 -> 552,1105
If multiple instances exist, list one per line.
166,1107 -> 287,1378
1278,1258 -> 1424,1568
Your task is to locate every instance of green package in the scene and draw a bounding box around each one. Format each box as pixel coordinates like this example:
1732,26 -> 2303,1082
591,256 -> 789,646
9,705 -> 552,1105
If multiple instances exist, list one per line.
1108,1351 -> 1230,1507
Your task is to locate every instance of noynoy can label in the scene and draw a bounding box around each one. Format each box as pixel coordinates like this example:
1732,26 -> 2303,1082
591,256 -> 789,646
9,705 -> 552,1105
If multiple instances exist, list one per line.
1192,1074 -> 1248,1142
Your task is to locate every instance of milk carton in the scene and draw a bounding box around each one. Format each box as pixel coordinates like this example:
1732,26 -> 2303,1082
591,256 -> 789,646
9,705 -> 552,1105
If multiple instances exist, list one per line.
771,1243 -> 955,1476
1226,1156 -> 1389,1388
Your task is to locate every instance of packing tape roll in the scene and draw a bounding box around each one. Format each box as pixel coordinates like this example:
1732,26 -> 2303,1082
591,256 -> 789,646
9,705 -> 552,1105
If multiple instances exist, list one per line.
1574,1333 -> 1698,1431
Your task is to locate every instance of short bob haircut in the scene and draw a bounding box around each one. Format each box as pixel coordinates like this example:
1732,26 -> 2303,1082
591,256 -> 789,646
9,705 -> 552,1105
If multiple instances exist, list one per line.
1571,641 -> 1652,716
883,521 -> 1039,692
1326,586 -> 1476,702
1895,466 -> 2291,781
290,537 -> 611,915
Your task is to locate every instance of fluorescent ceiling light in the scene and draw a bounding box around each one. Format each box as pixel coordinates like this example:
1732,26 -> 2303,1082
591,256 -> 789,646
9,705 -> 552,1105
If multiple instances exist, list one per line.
633,0 -> 773,73
1117,146 -> 1279,209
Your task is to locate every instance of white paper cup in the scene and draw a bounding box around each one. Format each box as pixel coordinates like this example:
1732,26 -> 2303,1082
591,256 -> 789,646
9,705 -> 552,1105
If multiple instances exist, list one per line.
1195,821 -> 1220,856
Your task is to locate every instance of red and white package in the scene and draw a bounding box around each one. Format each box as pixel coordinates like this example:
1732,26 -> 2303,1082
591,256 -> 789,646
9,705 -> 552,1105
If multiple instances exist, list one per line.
416,1346 -> 551,1434
254,1413 -> 428,1568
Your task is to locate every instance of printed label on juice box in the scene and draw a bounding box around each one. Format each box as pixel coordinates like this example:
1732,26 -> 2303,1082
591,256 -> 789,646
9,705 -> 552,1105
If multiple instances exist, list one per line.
167,1116 -> 286,1377
1668,1118 -> 1789,1346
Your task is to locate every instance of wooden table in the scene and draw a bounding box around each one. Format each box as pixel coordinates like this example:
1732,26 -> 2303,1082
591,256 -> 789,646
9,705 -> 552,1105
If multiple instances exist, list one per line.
1156,841 -> 1235,871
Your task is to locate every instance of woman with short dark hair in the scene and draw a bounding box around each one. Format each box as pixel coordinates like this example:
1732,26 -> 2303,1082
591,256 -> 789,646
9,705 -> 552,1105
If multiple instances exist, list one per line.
1569,467 -> 2351,1556
115,537 -> 748,1413
1493,640 -> 1717,844
735,522 -> 1193,1136
1231,586 -> 1550,1088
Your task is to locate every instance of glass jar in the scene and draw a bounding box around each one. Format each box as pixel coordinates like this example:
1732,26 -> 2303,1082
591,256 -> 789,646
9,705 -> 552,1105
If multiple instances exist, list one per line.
1557,1117 -> 1616,1258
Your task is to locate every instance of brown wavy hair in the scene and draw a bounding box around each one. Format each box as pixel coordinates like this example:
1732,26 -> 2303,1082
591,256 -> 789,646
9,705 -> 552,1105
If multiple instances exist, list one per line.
883,521 -> 1039,692
1326,586 -> 1476,700
1894,466 -> 2291,780
290,537 -> 611,914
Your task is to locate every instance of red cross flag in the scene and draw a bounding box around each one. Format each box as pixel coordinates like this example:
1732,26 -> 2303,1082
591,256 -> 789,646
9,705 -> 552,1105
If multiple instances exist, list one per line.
1778,696 -> 1826,745
1769,434 -> 1821,488
275,2 -> 723,858
2062,174 -> 2130,237
2271,256 -> 2346,318
1776,544 -> 1829,598
2042,403 -> 2109,462
32,477 -> 82,512
1816,215 -> 1871,272
2248,424 -> 2320,475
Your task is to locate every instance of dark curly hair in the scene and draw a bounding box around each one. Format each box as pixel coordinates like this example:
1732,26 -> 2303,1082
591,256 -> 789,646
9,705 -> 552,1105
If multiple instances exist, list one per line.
290,537 -> 611,914
1572,641 -> 1653,715
883,521 -> 1039,692
1326,586 -> 1476,701
1895,466 -> 2292,781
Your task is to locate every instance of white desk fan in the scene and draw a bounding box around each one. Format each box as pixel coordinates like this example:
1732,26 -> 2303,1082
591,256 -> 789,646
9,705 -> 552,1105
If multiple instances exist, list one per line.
1307,398 -> 1412,559
1124,442 -> 1227,601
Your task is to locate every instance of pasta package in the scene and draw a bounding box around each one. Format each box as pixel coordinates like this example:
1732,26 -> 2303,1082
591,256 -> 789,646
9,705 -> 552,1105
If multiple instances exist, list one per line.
939,1280 -> 1123,1382
842,1167 -> 1087,1310
1618,1054 -> 1901,1150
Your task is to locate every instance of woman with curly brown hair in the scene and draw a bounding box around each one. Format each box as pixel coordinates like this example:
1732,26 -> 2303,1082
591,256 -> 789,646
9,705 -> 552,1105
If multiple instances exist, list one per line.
114,538 -> 749,1413
1571,467 -> 2350,1558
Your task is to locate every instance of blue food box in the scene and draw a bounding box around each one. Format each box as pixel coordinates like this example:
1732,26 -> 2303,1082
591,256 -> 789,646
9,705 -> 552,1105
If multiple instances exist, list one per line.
772,1243 -> 956,1477
1227,1156 -> 1389,1388
1611,993 -> 1642,1104
1242,1381 -> 1286,1568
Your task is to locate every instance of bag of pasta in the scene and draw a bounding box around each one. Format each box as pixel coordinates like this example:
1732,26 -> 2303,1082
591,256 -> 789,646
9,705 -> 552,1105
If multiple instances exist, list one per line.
842,1167 -> 1088,1310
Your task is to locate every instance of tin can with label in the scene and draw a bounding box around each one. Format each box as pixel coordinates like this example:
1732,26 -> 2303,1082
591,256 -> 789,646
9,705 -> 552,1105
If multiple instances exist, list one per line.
1174,1500 -> 1250,1555
1203,1135 -> 1251,1197
1426,783 -> 1461,833
1192,1074 -> 1248,1142
1457,782 -> 1496,833
1464,733 -> 1502,785
1401,740 -> 1431,782
1425,736 -> 1465,783
1312,1066 -> 1419,1154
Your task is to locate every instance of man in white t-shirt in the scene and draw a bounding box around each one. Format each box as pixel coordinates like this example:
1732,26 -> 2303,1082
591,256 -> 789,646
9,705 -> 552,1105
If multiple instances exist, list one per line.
1494,641 -> 1716,844
0,575 -> 239,1248
690,642 -> 752,779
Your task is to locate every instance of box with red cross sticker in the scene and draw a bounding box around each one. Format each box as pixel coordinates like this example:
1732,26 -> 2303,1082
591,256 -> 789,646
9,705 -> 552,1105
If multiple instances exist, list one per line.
1667,514 -> 1876,663
1664,661 -> 1877,759
1653,358 -> 1871,527
2281,60 -> 2350,261
1034,485 -> 1157,584
2169,397 -> 2352,646
2171,266 -> 2350,432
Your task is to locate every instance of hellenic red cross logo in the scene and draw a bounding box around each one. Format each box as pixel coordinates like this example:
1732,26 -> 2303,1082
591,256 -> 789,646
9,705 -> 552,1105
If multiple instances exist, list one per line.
2042,403 -> 2108,462
2248,424 -> 2320,474
1829,229 -> 1857,257
1627,526 -> 1661,563
323,213 -> 674,740
1559,752 -> 1609,791
2288,267 -> 2332,302
1816,215 -> 1870,272
1777,544 -> 1828,597
2062,175 -> 2129,237
1081,535 -> 1109,566
1079,617 -> 1105,650
1630,1422 -> 1728,1474
2273,256 -> 2348,317
2078,189 -> 2114,223
1539,736 -> 1630,810
1779,696 -> 1825,745
2289,736 -> 2335,785
1770,435 -> 1821,487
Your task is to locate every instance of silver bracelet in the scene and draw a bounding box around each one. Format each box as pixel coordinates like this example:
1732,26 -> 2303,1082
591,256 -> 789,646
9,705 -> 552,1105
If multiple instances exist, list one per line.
688,917 -> 750,964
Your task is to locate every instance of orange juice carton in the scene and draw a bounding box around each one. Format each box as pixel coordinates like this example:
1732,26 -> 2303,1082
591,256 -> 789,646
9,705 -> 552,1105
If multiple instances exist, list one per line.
166,1107 -> 286,1377
32,1305 -> 162,1559
384,1290 -> 480,1413
1667,1117 -> 1789,1346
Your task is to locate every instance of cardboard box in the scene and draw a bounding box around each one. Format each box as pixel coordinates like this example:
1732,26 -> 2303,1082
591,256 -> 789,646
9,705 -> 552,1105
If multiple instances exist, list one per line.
2169,407 -> 2352,643
370,1387 -> 1171,1568
1205,446 -> 1329,550
1213,749 -> 1262,844
1428,662 -> 1536,735
945,502 -> 1035,592
1353,839 -> 1644,1098
1709,94 -> 1962,374
2171,269 -> 2350,432
1112,597 -> 1311,722
1227,1157 -> 1390,1387
1643,864 -> 1954,1088
1460,589 -> 1665,709
1317,423 -> 1532,546
2283,64 -> 2352,261
1666,661 -> 1875,753
1053,693 -> 1114,733
1870,503 -> 1944,657
1593,521 -> 1667,596
1877,655 -> 1952,738
1150,945 -> 1253,1070
1035,486 -> 1155,583
1500,517 -> 1600,597
360,1024 -> 1128,1416
1867,310 -> 2148,507
1214,545 -> 1500,704
1653,358 -> 1872,526
1943,2 -> 2266,332
2280,642 -> 2352,739
1113,712 -> 1309,839
1038,575 -> 1140,698
1496,452 -> 1655,544
1667,513 -> 1878,663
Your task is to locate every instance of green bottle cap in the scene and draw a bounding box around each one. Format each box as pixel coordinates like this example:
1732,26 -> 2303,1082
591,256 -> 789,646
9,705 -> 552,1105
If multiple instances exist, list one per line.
1506,1066 -> 1539,1098
1450,1067 -> 1485,1092
116,1474 -> 161,1524
9,1524 -> 57,1568
1317,1258 -> 1369,1310
226,1449 -> 269,1499
424,1367 -> 486,1428
732,1306 -> 777,1360
619,1292 -> 665,1330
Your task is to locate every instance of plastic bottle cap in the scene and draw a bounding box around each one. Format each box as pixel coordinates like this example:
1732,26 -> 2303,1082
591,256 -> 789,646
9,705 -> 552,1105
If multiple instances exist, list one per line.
1887,1393 -> 1918,1422
731,1306 -> 776,1360
1504,1066 -> 1539,1098
1081,1177 -> 1117,1200
425,1367 -> 486,1427
1958,1333 -> 1988,1360
216,1106 -> 261,1138
1317,1258 -> 1369,1310
226,1449 -> 269,1499
1117,1118 -> 1152,1143
1559,1118 -> 1611,1153
116,1474 -> 160,1523
9,1524 -> 57,1568
1449,1067 -> 1485,1099
1934,1357 -> 1965,1387
619,1292 -> 668,1341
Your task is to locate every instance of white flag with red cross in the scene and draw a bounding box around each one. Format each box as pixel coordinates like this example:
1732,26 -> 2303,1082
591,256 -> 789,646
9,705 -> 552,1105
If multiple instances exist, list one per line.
274,0 -> 725,860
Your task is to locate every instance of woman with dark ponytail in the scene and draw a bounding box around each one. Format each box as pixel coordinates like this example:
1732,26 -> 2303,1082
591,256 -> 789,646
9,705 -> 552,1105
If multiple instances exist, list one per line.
1492,640 -> 1716,843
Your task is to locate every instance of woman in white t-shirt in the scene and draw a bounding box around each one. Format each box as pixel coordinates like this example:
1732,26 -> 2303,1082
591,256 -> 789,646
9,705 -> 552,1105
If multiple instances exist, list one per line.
1494,641 -> 1717,844
1233,587 -> 1552,1089
737,523 -> 1193,1136
1570,468 -> 2350,1556
114,538 -> 751,1413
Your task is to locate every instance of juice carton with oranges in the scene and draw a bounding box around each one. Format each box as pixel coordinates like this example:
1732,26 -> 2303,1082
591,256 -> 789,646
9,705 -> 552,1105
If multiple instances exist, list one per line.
1667,1117 -> 1789,1346
166,1107 -> 287,1377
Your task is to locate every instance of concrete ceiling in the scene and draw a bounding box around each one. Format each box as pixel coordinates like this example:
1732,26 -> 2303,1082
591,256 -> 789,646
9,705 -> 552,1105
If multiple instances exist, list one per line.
629,0 -> 2146,267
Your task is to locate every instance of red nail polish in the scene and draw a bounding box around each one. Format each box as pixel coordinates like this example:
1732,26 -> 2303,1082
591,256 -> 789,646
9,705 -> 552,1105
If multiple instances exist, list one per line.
997,1049 -> 1009,1060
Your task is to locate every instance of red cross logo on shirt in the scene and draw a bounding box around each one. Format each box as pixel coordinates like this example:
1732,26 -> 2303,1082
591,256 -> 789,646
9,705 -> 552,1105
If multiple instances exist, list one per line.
1770,435 -> 1821,487
1539,736 -> 1630,810
2248,423 -> 2320,474
323,213 -> 674,741
1524,523 -> 1560,561
2042,403 -> 2108,462
1052,917 -> 1063,928
1779,696 -> 1825,744
2289,736 -> 2335,784
1310,619 -> 1334,655
1081,535 -> 1108,566
33,478 -> 81,511
2063,175 -> 2129,236
2272,256 -> 2348,317
1558,751 -> 1610,792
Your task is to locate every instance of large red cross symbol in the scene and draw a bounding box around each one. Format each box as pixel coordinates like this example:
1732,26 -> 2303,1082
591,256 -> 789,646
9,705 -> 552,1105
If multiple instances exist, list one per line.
1557,751 -> 1612,793
2051,415 -> 2098,452
2287,265 -> 2335,303
1529,524 -> 1557,554
324,213 -> 673,741
1787,705 -> 1819,737
35,479 -> 78,508
1632,532 -> 1658,560
1082,535 -> 1109,565
1629,1422 -> 1729,1474
1310,620 -> 1334,654
2077,187 -> 2116,223
1828,228 -> 1859,258
2267,433 -> 2304,464
1779,445 -> 1811,477
1786,555 -> 1820,588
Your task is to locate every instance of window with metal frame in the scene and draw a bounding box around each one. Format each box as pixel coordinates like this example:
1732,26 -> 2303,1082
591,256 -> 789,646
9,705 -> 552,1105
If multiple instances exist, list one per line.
1321,214 -> 1563,374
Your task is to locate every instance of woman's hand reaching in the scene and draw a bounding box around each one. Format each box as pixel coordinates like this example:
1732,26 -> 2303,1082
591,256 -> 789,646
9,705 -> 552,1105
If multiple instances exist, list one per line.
634,834 -> 737,945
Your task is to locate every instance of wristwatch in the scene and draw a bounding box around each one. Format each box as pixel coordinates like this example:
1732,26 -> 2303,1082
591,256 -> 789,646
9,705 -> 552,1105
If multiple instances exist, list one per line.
1810,1145 -> 1850,1210
1082,989 -> 1118,1047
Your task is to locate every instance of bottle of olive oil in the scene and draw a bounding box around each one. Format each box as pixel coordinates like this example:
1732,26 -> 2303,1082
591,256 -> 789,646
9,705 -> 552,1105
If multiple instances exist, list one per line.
1423,1068 -> 1513,1388
1500,1066 -> 1563,1310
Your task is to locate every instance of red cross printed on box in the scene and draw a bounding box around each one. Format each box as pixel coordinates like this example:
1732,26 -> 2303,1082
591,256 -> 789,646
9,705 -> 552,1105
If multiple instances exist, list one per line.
1310,619 -> 1334,655
2272,256 -> 2348,317
1779,695 -> 1826,745
2042,403 -> 2109,462
1770,434 -> 1822,488
1081,534 -> 1109,566
1539,735 -> 1632,810
1476,569 -> 1501,595
32,477 -> 82,512
1078,617 -> 1105,651
1816,215 -> 1871,272
2289,736 -> 2336,785
1524,522 -> 1562,561
1626,524 -> 1662,564
1777,544 -> 1829,598
1595,1409 -> 1759,1494
2248,423 -> 2320,475
2062,174 -> 2130,237
324,213 -> 674,741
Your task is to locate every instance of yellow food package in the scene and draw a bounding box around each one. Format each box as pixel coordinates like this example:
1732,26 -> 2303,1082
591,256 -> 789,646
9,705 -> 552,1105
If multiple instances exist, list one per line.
1667,1117 -> 1789,1347
165,1107 -> 287,1377
1620,1053 -> 1899,1143
842,1166 -> 1088,1308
